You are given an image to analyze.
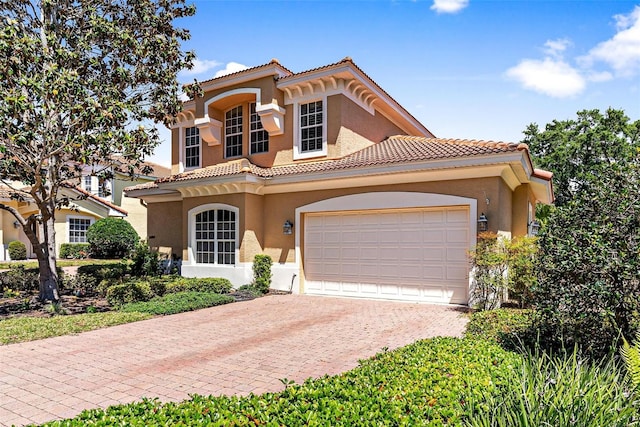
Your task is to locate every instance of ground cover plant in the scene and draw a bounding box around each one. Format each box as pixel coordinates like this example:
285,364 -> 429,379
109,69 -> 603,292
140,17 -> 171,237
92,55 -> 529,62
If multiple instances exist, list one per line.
39,337 -> 522,426
119,291 -> 234,315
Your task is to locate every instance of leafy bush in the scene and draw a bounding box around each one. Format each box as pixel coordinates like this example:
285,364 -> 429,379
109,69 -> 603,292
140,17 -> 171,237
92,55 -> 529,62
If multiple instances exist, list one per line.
130,241 -> 161,277
8,240 -> 27,260
465,308 -> 534,350
505,236 -> 537,307
252,254 -> 273,294
63,273 -> 99,296
40,337 -> 521,426
77,262 -> 129,282
120,291 -> 234,315
87,217 -> 139,259
106,281 -> 153,306
0,265 -> 39,292
165,277 -> 232,295
466,349 -> 639,427
533,163 -> 640,359
469,232 -> 508,310
59,243 -> 90,259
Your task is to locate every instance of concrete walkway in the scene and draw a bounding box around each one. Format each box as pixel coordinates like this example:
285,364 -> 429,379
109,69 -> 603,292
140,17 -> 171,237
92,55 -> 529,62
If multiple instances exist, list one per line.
0,295 -> 468,426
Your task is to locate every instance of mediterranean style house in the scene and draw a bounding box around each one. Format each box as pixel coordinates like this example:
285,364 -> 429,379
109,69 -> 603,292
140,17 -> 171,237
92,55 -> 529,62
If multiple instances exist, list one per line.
125,58 -> 553,304
0,160 -> 169,260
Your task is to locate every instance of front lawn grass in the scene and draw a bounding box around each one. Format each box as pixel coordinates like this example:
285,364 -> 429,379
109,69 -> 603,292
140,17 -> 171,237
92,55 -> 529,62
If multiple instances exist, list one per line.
0,311 -> 152,345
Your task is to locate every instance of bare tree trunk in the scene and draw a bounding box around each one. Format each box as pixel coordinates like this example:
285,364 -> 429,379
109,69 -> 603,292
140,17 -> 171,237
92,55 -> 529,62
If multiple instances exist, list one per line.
37,216 -> 59,302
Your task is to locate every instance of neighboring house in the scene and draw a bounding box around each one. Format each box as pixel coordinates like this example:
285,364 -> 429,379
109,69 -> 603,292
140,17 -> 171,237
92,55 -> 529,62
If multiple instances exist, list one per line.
0,160 -> 170,260
125,58 -> 553,304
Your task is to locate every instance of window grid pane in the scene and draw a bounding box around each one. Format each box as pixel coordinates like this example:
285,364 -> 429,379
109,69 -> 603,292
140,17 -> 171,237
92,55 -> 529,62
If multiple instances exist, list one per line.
250,103 -> 269,154
225,106 -> 243,158
300,101 -> 323,153
185,127 -> 200,168
194,209 -> 236,265
68,218 -> 91,243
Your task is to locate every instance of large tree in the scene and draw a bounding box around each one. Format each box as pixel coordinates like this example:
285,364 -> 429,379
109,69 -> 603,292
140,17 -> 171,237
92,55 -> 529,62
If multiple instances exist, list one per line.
524,108 -> 640,358
0,0 -> 195,301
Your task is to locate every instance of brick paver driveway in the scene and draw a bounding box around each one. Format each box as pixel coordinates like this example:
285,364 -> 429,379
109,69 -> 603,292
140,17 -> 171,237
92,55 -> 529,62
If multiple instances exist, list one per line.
0,294 -> 468,426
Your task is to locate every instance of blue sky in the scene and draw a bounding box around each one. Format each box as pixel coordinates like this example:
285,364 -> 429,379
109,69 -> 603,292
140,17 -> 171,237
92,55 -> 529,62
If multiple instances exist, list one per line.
149,0 -> 640,166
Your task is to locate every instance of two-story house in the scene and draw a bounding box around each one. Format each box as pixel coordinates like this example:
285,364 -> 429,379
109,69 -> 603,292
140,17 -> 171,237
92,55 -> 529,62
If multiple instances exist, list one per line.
125,58 -> 553,304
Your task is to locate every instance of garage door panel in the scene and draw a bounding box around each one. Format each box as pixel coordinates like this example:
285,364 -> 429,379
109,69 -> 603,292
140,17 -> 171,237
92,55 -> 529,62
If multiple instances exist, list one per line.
304,207 -> 470,304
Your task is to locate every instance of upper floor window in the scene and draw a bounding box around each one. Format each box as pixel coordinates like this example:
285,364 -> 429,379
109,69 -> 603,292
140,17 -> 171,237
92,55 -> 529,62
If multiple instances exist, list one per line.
83,175 -> 111,200
225,106 -> 243,158
185,126 -> 200,169
300,100 -> 324,153
68,217 -> 93,243
194,208 -> 236,265
83,176 -> 92,192
250,103 -> 269,154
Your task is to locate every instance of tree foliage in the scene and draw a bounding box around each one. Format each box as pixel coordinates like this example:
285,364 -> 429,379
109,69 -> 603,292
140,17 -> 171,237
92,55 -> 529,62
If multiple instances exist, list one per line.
526,109 -> 640,358
0,0 -> 195,300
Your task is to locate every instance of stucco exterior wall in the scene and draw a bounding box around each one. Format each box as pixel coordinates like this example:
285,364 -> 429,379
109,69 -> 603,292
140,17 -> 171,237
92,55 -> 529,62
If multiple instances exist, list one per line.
147,200 -> 183,258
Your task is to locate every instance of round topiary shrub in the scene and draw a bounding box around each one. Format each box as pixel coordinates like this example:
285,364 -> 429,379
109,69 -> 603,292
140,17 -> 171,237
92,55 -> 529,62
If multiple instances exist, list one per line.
87,217 -> 139,259
8,240 -> 27,260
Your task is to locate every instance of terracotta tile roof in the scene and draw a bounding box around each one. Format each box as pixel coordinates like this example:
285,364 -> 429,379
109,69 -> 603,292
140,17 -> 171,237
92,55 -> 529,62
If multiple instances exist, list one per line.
126,136 -> 527,191
0,185 -> 18,200
191,59 -> 293,88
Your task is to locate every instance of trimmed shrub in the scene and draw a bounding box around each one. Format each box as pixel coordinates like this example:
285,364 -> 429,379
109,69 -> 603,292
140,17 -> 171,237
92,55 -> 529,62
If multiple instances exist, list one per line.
252,254 -> 273,294
130,241 -> 161,277
87,218 -> 139,259
468,232 -> 508,310
0,265 -> 39,292
164,277 -> 232,295
59,243 -> 90,259
63,273 -> 99,296
465,308 -> 534,350
106,281 -> 153,306
120,291 -> 234,315
77,262 -> 129,282
8,240 -> 27,260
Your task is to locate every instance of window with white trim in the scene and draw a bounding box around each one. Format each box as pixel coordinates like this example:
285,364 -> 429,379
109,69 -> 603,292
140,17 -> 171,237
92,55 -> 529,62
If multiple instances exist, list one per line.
185,126 -> 200,168
83,176 -> 92,192
194,209 -> 236,264
225,106 -> 243,158
300,100 -> 324,153
250,102 -> 269,154
68,217 -> 93,243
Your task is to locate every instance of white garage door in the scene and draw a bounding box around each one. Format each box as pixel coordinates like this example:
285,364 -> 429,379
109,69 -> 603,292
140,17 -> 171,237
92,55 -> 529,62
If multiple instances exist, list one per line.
304,207 -> 470,304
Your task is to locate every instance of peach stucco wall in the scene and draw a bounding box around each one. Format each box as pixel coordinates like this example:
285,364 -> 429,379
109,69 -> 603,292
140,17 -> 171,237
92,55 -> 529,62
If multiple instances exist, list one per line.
145,177 -> 533,264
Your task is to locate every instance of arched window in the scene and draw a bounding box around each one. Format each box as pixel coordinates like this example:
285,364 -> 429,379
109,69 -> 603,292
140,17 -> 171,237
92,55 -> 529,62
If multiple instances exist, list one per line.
193,207 -> 237,264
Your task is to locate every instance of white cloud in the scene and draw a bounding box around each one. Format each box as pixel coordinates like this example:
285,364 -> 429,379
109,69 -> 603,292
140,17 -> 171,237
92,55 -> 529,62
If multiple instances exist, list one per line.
543,38 -> 572,58
181,59 -> 221,76
430,0 -> 469,14
581,6 -> 640,77
214,62 -> 250,78
506,57 -> 586,98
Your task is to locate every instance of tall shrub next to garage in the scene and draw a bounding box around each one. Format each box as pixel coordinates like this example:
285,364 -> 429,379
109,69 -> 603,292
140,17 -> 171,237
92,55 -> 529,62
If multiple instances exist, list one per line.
253,254 -> 273,294
87,218 -> 139,259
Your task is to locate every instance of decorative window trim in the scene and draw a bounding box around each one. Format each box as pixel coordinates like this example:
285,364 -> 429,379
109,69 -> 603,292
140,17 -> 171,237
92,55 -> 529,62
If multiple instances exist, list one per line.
67,215 -> 94,244
293,97 -> 327,160
187,203 -> 239,266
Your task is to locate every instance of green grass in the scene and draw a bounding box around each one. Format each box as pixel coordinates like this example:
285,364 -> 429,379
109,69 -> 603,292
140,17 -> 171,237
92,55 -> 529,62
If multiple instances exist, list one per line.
119,291 -> 234,315
0,311 -> 152,345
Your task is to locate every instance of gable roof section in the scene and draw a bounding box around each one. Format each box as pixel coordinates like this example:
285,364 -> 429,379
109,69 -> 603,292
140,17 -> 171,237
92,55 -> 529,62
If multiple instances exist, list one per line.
61,184 -> 128,217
